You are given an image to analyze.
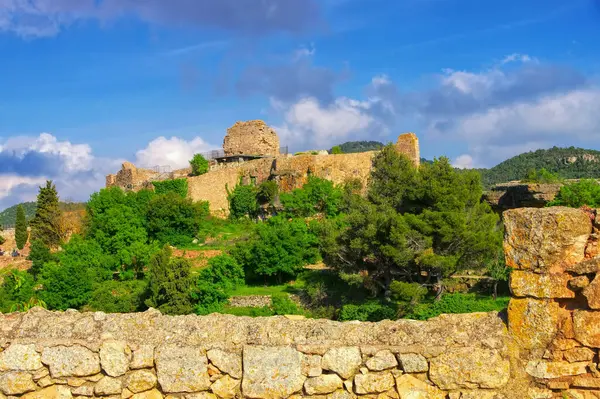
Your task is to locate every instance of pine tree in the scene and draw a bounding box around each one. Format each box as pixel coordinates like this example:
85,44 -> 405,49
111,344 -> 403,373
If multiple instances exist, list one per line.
29,181 -> 63,248
15,205 -> 28,250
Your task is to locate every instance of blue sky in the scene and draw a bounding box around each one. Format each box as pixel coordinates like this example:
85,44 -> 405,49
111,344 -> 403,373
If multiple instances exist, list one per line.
0,0 -> 600,208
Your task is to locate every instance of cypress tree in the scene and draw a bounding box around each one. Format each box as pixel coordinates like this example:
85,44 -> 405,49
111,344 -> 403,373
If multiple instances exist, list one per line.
29,181 -> 63,248
15,204 -> 28,250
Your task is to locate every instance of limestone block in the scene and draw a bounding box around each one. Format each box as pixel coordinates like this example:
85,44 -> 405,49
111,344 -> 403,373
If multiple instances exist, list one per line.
301,354 -> 322,377
67,377 -> 86,387
130,346 -> 154,370
510,270 -> 574,298
100,341 -> 131,377
0,344 -> 42,372
508,298 -> 559,350
525,360 -> 588,379
394,374 -> 445,399
322,347 -> 362,379
564,347 -> 596,363
131,389 -> 163,399
365,351 -> 397,372
37,376 -> 53,388
304,374 -> 343,395
429,348 -> 510,389
0,371 -> 37,395
572,376 -> 600,388
210,375 -> 239,399
584,275 -> 600,309
574,310 -> 600,348
569,276 -> 591,291
71,383 -> 94,396
155,345 -> 210,393
327,390 -> 353,399
241,346 -> 305,399
125,370 -> 157,393
21,385 -> 73,399
354,372 -> 395,394
41,346 -> 101,378
206,349 -> 242,379
95,376 -> 123,396
397,353 -> 428,373
567,257 -> 600,275
184,393 -> 216,399
503,207 -> 591,273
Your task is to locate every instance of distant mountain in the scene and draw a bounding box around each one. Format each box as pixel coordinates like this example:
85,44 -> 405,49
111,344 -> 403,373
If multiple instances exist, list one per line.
332,141 -> 385,154
478,146 -> 600,188
0,201 -> 86,227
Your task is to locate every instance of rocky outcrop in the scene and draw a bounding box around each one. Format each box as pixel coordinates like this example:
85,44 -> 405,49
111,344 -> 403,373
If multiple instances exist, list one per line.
223,120 -> 280,157
483,182 -> 563,210
0,308 -> 512,398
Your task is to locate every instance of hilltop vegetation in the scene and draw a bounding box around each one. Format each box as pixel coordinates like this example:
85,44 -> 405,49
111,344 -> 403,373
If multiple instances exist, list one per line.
0,201 -> 85,226
330,141 -> 384,153
479,146 -> 600,187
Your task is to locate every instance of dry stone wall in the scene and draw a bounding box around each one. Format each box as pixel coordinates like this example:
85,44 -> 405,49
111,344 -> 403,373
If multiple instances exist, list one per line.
0,309 -> 516,399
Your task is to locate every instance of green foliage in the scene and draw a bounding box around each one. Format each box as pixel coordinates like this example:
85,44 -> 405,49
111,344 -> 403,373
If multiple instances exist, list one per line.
146,193 -> 209,246
29,181 -> 63,248
338,302 -> 397,321
331,141 -> 384,154
390,281 -> 427,303
152,179 -> 189,198
280,177 -> 343,217
88,280 -> 147,313
145,246 -> 194,315
189,154 -> 209,176
233,216 -> 319,283
478,146 -> 600,188
321,146 -> 500,297
0,202 -> 36,226
548,179 -> 600,208
521,168 -> 562,183
257,181 -> 279,205
27,240 -> 55,278
330,145 -> 343,154
271,294 -> 302,315
227,182 -> 258,219
15,205 -> 28,250
407,293 -> 510,320
0,270 -> 37,312
201,254 -> 245,292
39,236 -> 111,310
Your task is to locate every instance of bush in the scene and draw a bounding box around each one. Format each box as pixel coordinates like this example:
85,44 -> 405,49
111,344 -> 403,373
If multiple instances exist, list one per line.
152,179 -> 189,198
338,302 -> 397,322
189,154 -> 209,176
330,146 -> 343,154
548,179 -> 600,208
88,280 -> 147,313
522,168 -> 562,184
200,254 -> 245,292
146,193 -> 209,246
227,183 -> 258,219
257,181 -> 279,205
271,294 -> 302,315
280,177 -> 343,217
390,281 -> 427,303
407,293 -> 510,320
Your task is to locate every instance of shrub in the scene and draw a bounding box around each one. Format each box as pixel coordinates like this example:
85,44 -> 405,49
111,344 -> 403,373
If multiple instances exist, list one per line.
390,281 -> 428,303
338,302 -> 397,322
146,193 -> 209,246
330,146 -> 343,154
407,293 -> 509,320
280,177 -> 343,217
152,179 -> 189,198
257,181 -> 279,205
189,154 -> 209,176
271,294 -> 302,315
200,254 -> 245,292
27,240 -> 55,278
522,168 -> 562,184
548,179 -> 600,208
15,205 -> 28,250
88,280 -> 147,313
227,182 -> 258,219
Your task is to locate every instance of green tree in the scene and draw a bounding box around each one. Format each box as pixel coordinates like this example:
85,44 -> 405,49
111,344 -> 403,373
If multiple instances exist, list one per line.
227,182 -> 258,219
146,193 -> 209,246
145,246 -> 194,315
257,181 -> 279,205
15,204 -> 28,250
547,179 -> 600,208
189,154 -> 210,176
280,177 -> 343,217
193,254 -> 244,314
330,145 -> 343,154
27,240 -> 55,278
29,181 -> 63,248
88,280 -> 147,313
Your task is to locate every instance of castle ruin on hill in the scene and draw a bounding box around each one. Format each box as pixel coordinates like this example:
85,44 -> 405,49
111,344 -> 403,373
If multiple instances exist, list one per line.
105,120 -> 420,216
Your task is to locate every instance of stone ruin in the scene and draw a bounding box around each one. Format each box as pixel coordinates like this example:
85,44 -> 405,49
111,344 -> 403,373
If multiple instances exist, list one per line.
396,132 -> 420,168
223,120 -> 280,157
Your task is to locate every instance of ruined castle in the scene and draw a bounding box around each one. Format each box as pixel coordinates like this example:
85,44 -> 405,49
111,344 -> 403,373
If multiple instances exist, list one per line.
106,121 -> 421,216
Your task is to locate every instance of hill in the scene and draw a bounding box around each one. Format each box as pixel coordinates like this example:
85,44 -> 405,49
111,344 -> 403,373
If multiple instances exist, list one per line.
479,146 -> 600,188
331,141 -> 385,153
0,201 -> 86,227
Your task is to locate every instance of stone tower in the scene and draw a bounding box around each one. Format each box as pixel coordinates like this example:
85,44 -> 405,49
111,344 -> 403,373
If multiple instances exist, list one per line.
223,120 -> 280,157
396,132 -> 420,168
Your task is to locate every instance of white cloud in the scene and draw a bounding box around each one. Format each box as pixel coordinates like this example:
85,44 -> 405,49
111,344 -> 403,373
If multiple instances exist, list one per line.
501,53 -> 536,65
0,175 -> 47,201
452,154 -> 475,169
135,136 -> 217,169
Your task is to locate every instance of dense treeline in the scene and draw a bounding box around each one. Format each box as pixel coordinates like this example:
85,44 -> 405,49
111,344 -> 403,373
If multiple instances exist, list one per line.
330,141 -> 384,154
478,146 -> 600,188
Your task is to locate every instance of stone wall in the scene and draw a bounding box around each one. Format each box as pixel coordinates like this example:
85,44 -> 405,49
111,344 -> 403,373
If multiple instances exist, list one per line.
395,133 -> 420,168
0,309 -> 516,399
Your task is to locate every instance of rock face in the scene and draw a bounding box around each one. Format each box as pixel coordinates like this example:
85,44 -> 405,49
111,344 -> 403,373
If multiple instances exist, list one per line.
155,345 -> 210,393
322,347 -> 362,379
223,120 -> 280,157
41,346 -> 101,378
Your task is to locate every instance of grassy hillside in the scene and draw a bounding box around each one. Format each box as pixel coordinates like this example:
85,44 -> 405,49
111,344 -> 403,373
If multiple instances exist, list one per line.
0,201 -> 86,227
479,146 -> 600,188
332,141 -> 385,153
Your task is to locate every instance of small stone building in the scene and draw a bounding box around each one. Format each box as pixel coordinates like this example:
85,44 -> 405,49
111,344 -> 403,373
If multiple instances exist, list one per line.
395,132 -> 420,168
223,120 -> 280,157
